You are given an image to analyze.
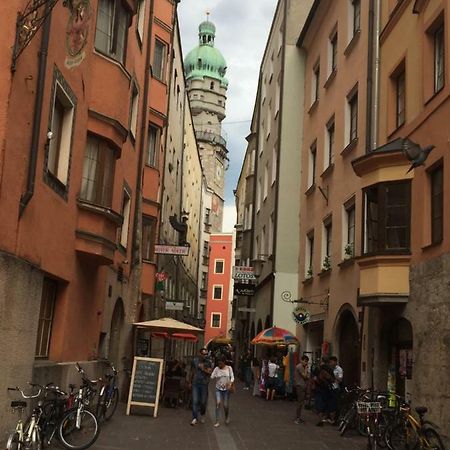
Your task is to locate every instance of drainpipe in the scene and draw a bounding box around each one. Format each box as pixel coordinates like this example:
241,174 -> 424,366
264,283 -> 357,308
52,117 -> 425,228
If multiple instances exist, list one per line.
371,0 -> 381,150
19,4 -> 52,217
131,0 -> 155,270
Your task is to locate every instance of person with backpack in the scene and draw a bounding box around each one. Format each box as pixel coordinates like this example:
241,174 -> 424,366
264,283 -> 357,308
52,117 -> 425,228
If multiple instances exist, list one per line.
312,356 -> 334,426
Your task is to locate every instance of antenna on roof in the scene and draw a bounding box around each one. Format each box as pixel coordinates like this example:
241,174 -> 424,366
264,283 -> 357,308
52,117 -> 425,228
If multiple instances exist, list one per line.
206,10 -> 210,21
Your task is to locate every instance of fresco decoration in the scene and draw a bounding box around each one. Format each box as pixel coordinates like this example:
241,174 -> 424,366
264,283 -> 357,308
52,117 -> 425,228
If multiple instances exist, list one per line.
65,0 -> 91,68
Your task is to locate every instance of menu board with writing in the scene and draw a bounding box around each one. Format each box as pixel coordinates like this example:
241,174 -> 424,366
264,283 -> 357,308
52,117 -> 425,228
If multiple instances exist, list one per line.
126,357 -> 163,417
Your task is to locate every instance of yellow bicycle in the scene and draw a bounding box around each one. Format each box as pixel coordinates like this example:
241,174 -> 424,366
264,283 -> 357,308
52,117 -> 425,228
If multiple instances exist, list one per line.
387,403 -> 445,450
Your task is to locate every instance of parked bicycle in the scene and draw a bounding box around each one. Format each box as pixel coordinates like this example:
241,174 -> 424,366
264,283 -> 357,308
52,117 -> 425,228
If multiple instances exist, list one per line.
357,400 -> 383,450
6,384 -> 42,450
338,386 -> 371,437
387,400 -> 445,450
96,360 -> 119,422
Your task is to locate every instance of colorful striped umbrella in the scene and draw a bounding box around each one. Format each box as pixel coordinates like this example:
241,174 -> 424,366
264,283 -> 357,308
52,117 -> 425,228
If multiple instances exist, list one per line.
250,326 -> 299,346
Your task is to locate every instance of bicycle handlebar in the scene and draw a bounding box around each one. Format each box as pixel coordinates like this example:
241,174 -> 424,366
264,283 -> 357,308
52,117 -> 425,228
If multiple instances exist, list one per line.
8,386 -> 41,399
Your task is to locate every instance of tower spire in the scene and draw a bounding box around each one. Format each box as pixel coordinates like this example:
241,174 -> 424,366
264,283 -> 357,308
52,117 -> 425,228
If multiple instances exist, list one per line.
206,10 -> 210,21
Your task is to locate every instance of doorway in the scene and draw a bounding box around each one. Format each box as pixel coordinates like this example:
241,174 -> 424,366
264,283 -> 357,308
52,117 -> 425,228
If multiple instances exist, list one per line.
337,309 -> 360,387
109,298 -> 125,366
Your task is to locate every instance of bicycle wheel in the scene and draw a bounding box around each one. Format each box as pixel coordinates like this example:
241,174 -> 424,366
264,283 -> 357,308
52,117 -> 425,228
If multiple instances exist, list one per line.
6,432 -> 21,450
103,388 -> 119,421
58,409 -> 100,450
339,408 -> 355,436
422,428 -> 445,450
388,423 -> 419,450
358,415 -> 369,437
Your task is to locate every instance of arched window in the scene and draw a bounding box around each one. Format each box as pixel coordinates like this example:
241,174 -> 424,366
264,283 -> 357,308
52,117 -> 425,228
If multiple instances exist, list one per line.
210,81 -> 215,90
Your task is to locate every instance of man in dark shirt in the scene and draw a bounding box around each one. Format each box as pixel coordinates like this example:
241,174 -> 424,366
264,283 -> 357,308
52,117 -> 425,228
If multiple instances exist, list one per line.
240,349 -> 253,390
189,347 -> 213,425
313,356 -> 334,426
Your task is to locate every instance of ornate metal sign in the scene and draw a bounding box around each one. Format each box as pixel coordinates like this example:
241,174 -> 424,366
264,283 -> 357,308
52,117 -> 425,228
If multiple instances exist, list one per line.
292,306 -> 311,325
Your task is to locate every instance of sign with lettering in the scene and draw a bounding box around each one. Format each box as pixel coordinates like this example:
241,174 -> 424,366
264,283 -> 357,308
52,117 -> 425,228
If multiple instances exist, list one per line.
292,306 -> 311,325
154,245 -> 190,256
126,357 -> 163,417
233,283 -> 255,296
232,266 -> 256,280
165,301 -> 184,311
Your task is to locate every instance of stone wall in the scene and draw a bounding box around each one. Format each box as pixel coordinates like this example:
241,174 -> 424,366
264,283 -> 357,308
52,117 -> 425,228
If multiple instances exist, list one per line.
0,252 -> 43,441
409,252 -> 450,440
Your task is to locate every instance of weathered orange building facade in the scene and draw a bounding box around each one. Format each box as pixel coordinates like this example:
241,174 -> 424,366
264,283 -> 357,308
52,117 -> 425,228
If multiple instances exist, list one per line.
0,0 -> 177,434
204,233 -> 234,345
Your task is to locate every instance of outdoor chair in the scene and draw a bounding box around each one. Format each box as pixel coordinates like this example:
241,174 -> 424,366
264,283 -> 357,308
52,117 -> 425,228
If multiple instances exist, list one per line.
163,377 -> 185,408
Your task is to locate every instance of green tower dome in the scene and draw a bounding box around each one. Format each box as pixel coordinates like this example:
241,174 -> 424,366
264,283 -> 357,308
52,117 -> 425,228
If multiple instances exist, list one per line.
184,20 -> 228,87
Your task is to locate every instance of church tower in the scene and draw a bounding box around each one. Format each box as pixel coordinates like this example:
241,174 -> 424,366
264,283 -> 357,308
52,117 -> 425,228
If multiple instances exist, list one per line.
184,18 -> 228,232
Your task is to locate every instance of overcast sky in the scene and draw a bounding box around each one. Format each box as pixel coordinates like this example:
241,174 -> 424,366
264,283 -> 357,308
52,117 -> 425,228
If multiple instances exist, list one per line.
178,0 -> 278,231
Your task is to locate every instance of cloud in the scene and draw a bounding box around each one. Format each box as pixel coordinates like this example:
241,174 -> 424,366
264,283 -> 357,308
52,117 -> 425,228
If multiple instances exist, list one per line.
178,0 -> 277,205
222,205 -> 237,233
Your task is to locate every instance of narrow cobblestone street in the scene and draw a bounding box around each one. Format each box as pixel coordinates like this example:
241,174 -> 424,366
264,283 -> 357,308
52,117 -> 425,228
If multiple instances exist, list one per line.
89,382 -> 366,450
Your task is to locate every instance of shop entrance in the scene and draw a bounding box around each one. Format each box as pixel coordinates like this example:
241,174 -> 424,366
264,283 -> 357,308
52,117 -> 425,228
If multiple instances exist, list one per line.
109,298 -> 125,365
337,309 -> 360,387
388,318 -> 413,399
303,321 -> 324,365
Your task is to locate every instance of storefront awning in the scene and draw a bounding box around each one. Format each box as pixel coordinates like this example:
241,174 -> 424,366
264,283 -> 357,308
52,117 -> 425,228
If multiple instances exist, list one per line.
133,317 -> 204,335
171,333 -> 198,342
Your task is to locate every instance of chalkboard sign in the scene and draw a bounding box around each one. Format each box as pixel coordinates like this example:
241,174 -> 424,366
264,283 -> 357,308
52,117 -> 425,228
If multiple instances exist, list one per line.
126,357 -> 163,417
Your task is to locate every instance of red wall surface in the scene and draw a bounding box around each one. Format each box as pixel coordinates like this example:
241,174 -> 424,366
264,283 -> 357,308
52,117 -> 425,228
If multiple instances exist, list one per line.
204,234 -> 233,344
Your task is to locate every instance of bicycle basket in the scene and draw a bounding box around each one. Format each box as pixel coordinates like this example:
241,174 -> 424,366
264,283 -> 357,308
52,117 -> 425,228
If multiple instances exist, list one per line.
357,401 -> 382,415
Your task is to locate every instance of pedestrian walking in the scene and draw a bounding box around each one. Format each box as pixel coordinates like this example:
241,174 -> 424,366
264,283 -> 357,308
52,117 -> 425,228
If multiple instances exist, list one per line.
294,354 -> 310,424
329,355 -> 343,424
210,356 -> 234,427
312,356 -> 334,426
266,357 -> 279,400
251,356 -> 261,396
240,348 -> 252,390
189,347 -> 213,426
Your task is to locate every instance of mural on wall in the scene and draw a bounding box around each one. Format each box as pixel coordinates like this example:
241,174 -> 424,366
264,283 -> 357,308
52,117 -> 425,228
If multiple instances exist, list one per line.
65,0 -> 91,69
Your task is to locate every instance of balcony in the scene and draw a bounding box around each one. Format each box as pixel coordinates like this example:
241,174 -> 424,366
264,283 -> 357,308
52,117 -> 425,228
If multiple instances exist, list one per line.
195,131 -> 227,150
357,254 -> 411,305
75,199 -> 122,265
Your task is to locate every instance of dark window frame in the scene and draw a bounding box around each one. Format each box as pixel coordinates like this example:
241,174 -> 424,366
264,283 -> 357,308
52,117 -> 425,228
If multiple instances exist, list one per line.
363,181 -> 411,254
330,33 -> 338,71
215,260 -> 224,274
396,67 -> 406,128
213,285 -> 223,300
35,278 -> 57,359
430,164 -> 443,244
211,313 -> 221,328
434,23 -> 445,93
142,215 -> 157,261
307,232 -> 314,273
153,38 -> 167,81
310,142 -> 317,186
346,204 -> 356,251
313,64 -> 320,102
146,124 -> 160,167
353,0 -> 361,35
327,119 -> 335,166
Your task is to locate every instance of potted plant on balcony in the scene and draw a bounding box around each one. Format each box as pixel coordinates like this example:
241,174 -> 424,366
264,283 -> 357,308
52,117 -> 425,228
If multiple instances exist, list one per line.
322,255 -> 331,272
344,243 -> 354,260
306,266 -> 313,279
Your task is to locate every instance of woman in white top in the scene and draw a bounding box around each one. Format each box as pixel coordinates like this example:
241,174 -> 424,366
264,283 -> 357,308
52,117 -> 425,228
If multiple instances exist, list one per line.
266,358 -> 279,401
210,356 -> 234,427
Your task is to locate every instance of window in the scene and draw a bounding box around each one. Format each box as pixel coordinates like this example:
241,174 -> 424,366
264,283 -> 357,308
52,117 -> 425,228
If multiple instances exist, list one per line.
95,0 -> 129,64
271,147 -> 277,184
308,142 -> 317,188
146,124 -> 159,166
434,24 -> 444,92
130,84 -> 139,139
268,213 -> 274,256
47,80 -> 75,185
266,102 -> 271,138
203,240 -> 209,257
210,81 -> 215,90
347,90 -> 358,143
329,32 -> 338,74
364,182 -> 411,253
211,313 -> 221,328
80,135 -> 116,207
257,178 -> 262,212
306,232 -> 314,277
136,0 -> 145,42
352,0 -> 361,36
344,203 -> 355,257
275,75 -> 280,114
312,63 -> 320,104
142,216 -> 156,260
325,119 -> 335,167
35,278 -> 57,358
201,271 -> 208,289
214,260 -> 224,274
119,188 -> 131,248
430,165 -> 443,244
323,220 -> 332,259
263,163 -> 269,200
396,68 -> 406,128
153,39 -> 166,81
205,207 -> 211,224
213,286 -> 223,300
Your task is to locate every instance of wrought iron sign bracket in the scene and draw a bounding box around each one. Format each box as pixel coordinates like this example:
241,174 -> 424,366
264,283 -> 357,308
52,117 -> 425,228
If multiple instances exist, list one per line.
11,0 -> 74,72
281,290 -> 329,311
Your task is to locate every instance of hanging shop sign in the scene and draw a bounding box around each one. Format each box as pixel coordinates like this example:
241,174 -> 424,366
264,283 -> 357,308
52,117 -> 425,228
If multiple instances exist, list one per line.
154,245 -> 190,256
233,283 -> 255,296
232,266 -> 256,280
292,306 -> 311,325
165,301 -> 184,311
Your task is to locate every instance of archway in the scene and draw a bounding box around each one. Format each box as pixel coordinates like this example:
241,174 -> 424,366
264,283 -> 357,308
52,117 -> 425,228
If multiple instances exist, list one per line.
109,298 -> 125,366
337,308 -> 360,387
388,318 -> 413,398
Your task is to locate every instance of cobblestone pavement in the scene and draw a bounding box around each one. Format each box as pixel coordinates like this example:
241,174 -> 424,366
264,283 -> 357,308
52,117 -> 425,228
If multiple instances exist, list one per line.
89,382 -> 367,450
